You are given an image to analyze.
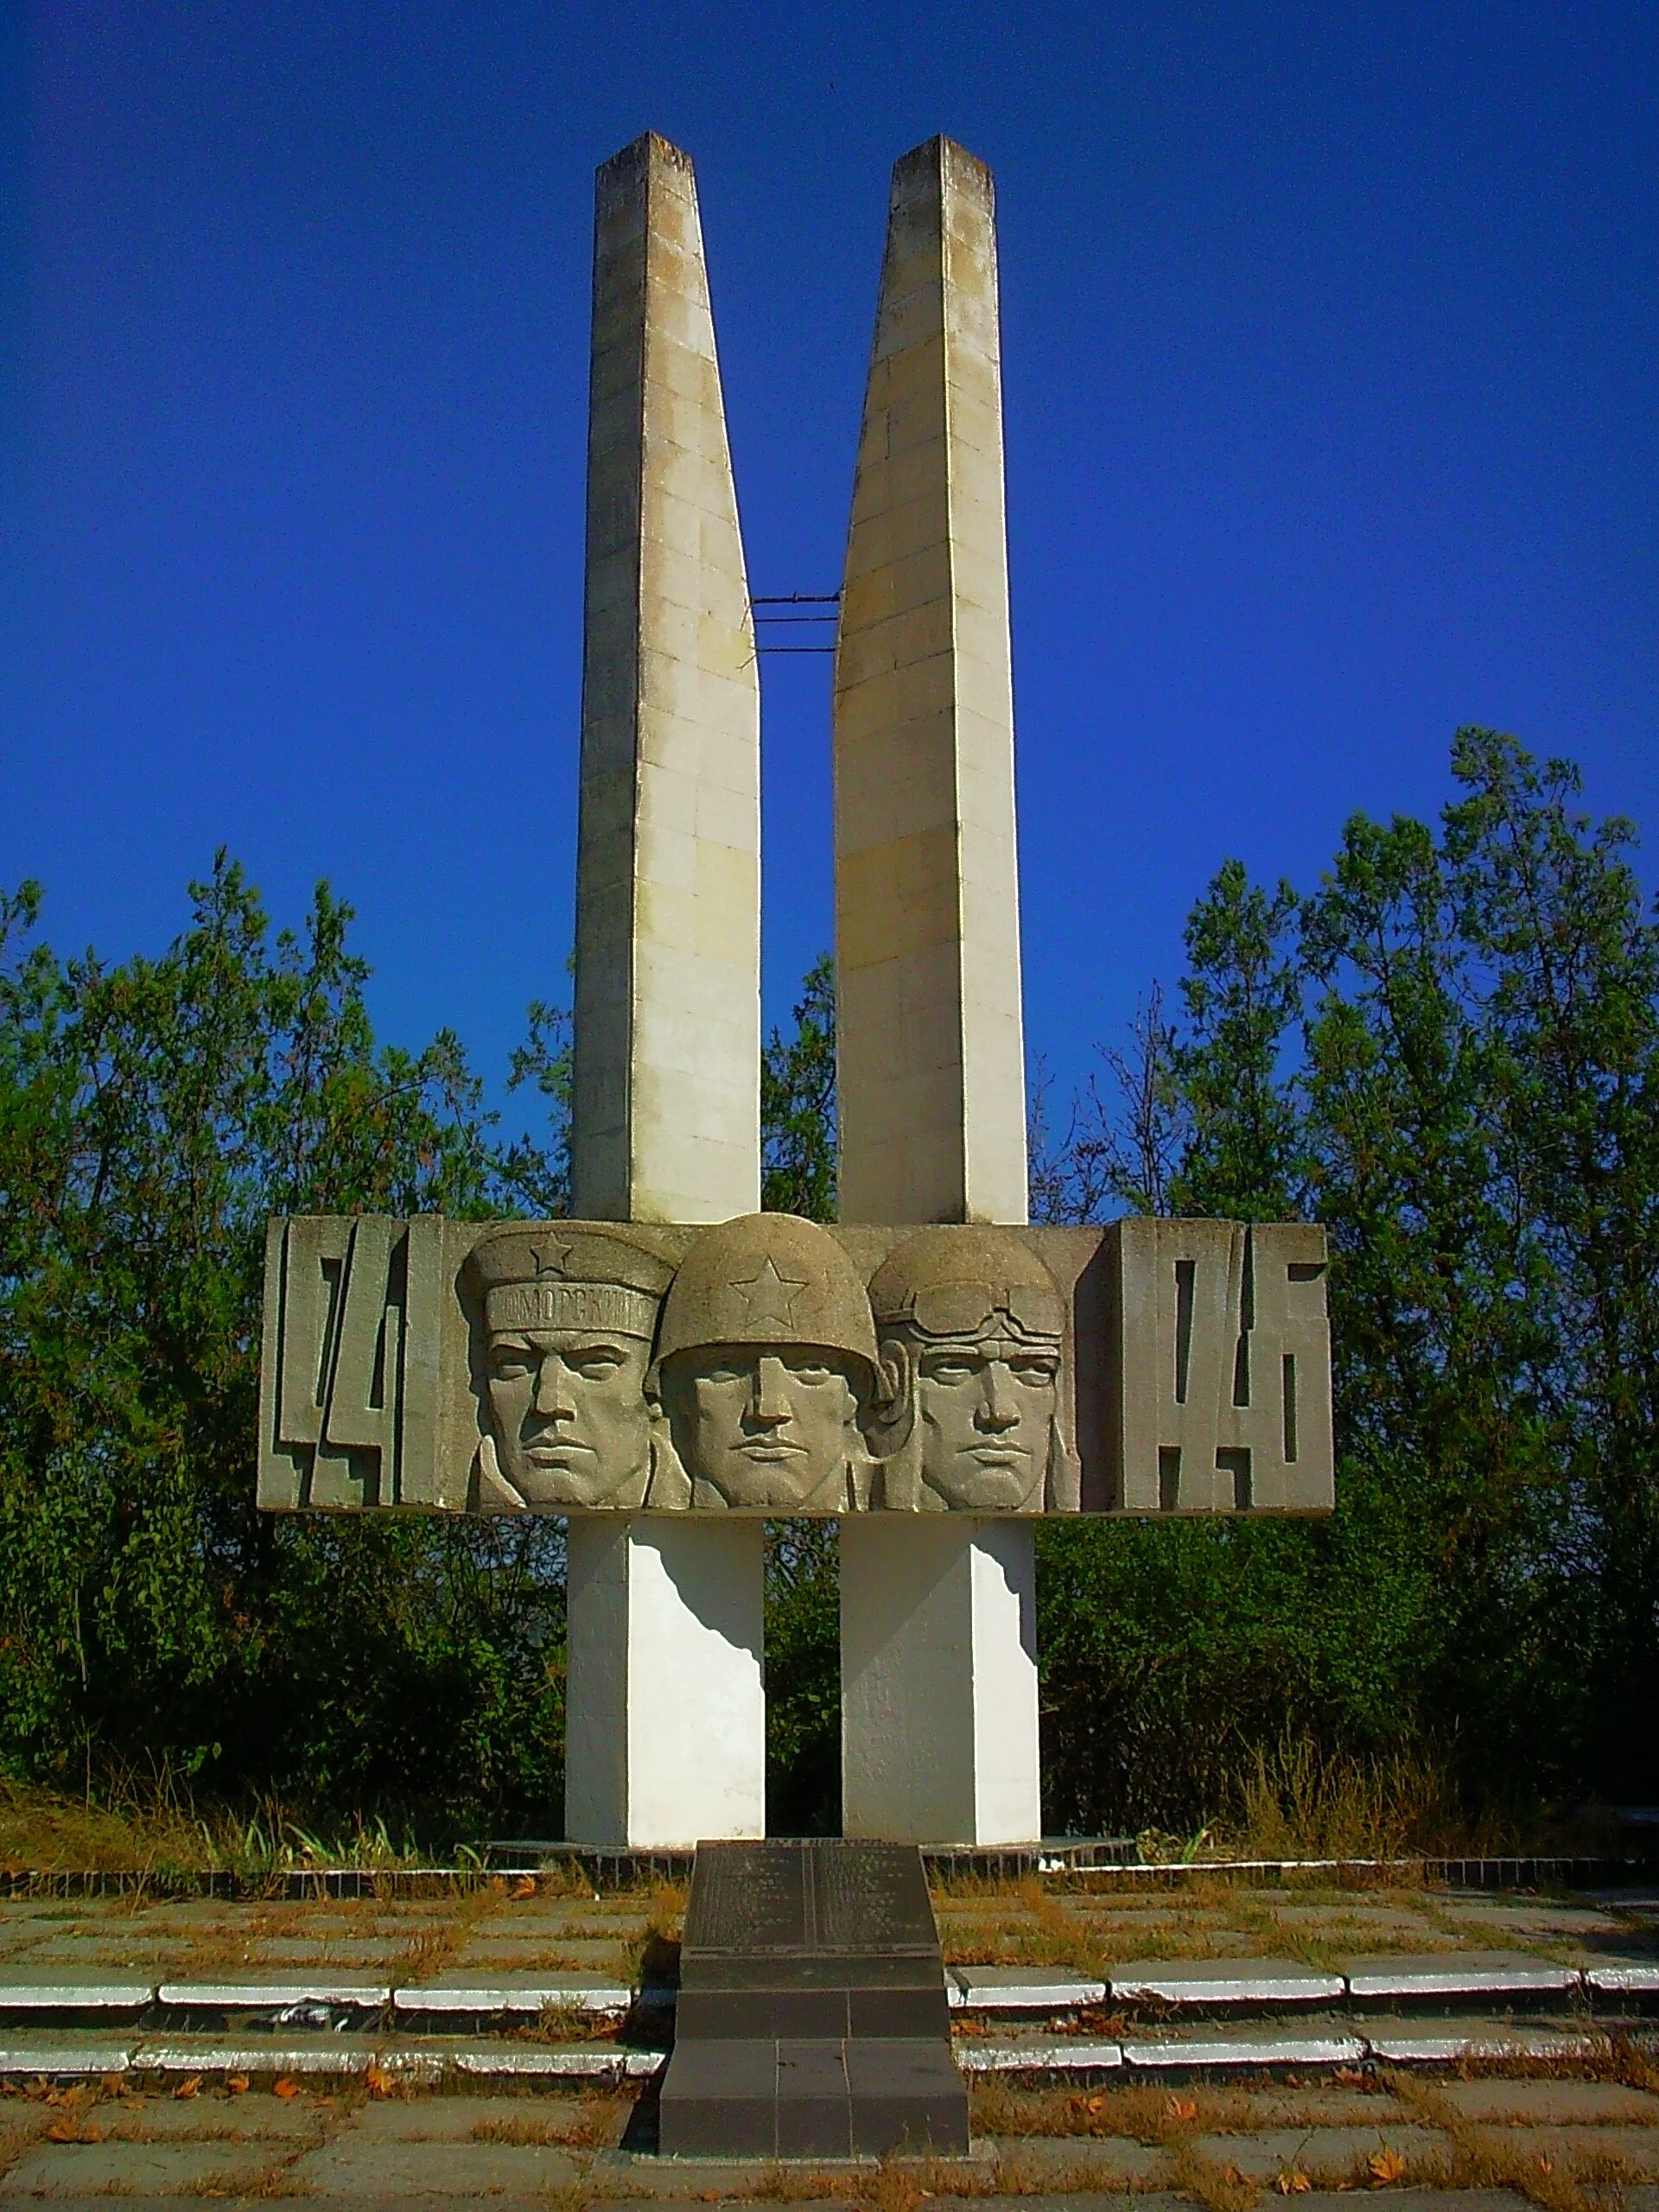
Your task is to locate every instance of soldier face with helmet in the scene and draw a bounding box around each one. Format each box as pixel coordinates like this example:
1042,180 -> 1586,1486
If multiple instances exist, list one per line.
466,1227 -> 674,1510
868,1227 -> 1074,1512
653,1214 -> 880,1511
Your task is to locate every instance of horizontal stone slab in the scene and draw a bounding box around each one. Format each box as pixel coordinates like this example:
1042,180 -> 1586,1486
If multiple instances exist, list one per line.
157,1975 -> 392,2008
1341,1951 -> 1578,1999
1583,1958 -> 1659,1993
1109,1959 -> 1344,2005
453,2040 -> 663,2080
394,1975 -> 632,2013
950,1967 -> 1109,2009
131,2035 -> 379,2074
1123,2030 -> 1368,2069
0,2037 -> 132,2075
957,2038 -> 1124,2071
1363,2017 -> 1605,2063
0,1974 -> 155,2009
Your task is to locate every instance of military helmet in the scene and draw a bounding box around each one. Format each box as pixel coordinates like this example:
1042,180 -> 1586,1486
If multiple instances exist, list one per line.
868,1225 -> 1065,1342
654,1213 -> 878,1380
466,1224 -> 675,1340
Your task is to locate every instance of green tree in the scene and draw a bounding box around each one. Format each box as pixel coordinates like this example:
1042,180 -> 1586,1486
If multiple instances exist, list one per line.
761,955 -> 836,1220
0,859 -> 569,1827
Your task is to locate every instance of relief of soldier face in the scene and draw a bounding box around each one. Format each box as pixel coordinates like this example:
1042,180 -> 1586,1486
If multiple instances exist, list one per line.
659,1343 -> 863,1511
486,1329 -> 654,1510
909,1328 -> 1061,1510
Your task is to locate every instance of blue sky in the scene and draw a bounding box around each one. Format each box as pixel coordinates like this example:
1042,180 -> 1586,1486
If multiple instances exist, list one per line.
4,2 -> 1656,1142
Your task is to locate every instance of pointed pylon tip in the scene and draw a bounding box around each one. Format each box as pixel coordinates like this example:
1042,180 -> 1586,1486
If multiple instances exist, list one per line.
596,131 -> 696,187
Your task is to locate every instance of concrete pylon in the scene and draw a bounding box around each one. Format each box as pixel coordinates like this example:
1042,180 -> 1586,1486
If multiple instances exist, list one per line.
573,132 -> 761,1228
566,134 -> 764,1848
833,136 -> 1028,1230
836,139 -> 1041,1847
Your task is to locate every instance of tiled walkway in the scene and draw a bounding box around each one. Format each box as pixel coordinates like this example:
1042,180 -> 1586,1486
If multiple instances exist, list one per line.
1,1874 -> 1655,2206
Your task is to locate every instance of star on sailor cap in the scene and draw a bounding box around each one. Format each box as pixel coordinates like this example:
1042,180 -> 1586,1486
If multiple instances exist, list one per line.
529,1239 -> 574,1278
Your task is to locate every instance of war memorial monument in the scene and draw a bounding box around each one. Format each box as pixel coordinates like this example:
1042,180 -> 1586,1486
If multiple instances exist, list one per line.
256,132 -> 1336,2158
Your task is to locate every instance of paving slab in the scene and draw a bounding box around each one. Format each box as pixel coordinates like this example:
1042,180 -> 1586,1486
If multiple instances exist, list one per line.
334,2093 -> 592,2141
1293,2195 -> 1529,2212
1434,2078 -> 1659,2125
95,2091 -> 323,2139
1342,1951 -> 1579,2000
3,2138 -> 296,2195
1109,1958 -> 1344,2005
988,2131 -> 1166,2183
285,2138 -> 583,2194
1193,2123 -> 1449,2181
1496,2124 -> 1659,2175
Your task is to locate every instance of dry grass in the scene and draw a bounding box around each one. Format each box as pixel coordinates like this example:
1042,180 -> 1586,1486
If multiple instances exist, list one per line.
1214,1734 -> 1570,1862
0,1776 -> 429,1878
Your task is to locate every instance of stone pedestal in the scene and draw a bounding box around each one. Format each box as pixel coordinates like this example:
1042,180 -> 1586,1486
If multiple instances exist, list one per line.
565,1516 -> 765,1847
839,1516 -> 1040,1845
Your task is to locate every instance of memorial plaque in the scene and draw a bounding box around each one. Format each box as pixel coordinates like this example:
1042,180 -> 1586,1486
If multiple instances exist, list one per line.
659,1840 -> 969,2159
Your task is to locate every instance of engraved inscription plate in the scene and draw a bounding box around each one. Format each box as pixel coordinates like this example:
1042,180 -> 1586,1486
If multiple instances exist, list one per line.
684,1842 -> 808,1955
811,1843 -> 936,1954
683,1841 -> 938,1959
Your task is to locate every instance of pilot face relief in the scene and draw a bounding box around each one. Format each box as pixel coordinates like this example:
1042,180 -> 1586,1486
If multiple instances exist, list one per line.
912,1328 -> 1060,1510
486,1327 -> 654,1510
867,1226 -> 1076,1513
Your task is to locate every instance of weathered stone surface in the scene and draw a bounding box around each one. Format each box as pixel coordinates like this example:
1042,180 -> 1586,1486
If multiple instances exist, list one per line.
834,137 -> 1027,1230
258,1211 -> 1333,1518
1108,1959 -> 1345,2006
571,134 -> 760,1231
1340,1951 -> 1578,2000
1107,1217 -> 1335,1514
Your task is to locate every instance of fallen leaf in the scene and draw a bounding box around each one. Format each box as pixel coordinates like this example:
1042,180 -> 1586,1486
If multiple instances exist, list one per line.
365,2063 -> 393,2098
44,2120 -> 78,2143
1336,2068 -> 1368,2088
1166,2094 -> 1198,2124
1535,2158 -> 1554,2175
1274,2172 -> 1312,2195
173,2075 -> 201,2101
225,2075 -> 250,2096
1087,2094 -> 1104,2113
1368,2148 -> 1408,2184
512,1875 -> 537,1899
272,2077 -> 302,2101
1224,2164 -> 1249,2186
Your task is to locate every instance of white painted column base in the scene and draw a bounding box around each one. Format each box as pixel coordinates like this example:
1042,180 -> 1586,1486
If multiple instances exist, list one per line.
839,1516 -> 1040,1845
564,1516 -> 766,1847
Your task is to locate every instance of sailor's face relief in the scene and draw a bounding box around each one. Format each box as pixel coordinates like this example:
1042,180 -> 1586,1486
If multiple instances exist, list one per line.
486,1329 -> 653,1508
662,1343 -> 861,1510
912,1330 -> 1059,1510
